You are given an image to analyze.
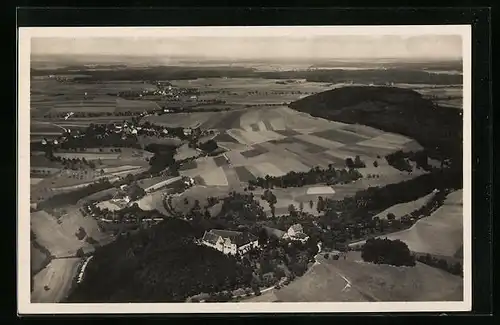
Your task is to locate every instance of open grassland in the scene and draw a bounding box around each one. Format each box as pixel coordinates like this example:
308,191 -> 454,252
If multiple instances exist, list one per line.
31,243 -> 50,274
349,190 -> 463,257
174,144 -> 201,161
31,257 -> 81,303
115,97 -> 161,112
275,251 -> 462,302
134,191 -> 170,216
53,152 -> 121,160
381,190 -> 463,257
30,209 -> 112,258
169,105 -> 428,215
169,185 -> 233,215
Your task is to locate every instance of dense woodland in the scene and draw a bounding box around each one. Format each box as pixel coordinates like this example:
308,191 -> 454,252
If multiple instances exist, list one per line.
289,86 -> 463,173
361,238 -> 416,267
66,218 -> 254,302
31,65 -> 462,85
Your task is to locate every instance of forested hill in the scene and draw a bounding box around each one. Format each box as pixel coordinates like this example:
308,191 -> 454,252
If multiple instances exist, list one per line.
67,218 -> 253,303
288,86 -> 463,167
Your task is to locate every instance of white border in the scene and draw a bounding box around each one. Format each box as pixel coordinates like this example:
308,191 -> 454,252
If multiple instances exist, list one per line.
18,25 -> 472,314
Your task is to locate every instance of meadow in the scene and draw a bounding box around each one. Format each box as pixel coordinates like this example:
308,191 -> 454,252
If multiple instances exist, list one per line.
274,251 -> 462,302
349,190 -> 463,258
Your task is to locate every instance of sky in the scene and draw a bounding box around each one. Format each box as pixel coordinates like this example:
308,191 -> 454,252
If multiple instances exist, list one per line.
31,33 -> 463,61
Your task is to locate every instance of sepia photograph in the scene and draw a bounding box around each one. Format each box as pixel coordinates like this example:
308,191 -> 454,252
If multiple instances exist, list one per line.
18,25 -> 471,314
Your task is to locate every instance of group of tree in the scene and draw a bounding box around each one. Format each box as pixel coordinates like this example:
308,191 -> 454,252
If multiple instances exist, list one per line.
196,139 -> 219,154
361,238 -> 416,267
386,150 -> 433,172
146,143 -> 178,175
416,253 -> 463,277
66,218 -> 254,303
345,155 -> 366,169
261,189 -> 278,217
248,164 -> 363,189
243,229 -> 318,288
323,169 -> 461,223
83,202 -> 163,226
44,150 -> 97,170
37,178 -> 114,211
259,171 -> 459,252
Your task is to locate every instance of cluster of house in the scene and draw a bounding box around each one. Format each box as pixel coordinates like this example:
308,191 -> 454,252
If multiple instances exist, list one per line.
201,223 -> 310,256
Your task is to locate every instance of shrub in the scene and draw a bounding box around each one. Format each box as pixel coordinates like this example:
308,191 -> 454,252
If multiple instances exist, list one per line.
361,238 -> 415,267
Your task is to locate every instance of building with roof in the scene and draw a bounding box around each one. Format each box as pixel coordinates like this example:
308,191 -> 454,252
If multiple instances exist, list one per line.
201,229 -> 259,255
283,224 -> 309,243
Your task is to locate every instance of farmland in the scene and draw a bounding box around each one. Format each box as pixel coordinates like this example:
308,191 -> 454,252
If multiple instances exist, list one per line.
29,61 -> 464,304
274,251 -> 462,302
167,104 -> 428,212
349,190 -> 463,258
30,208 -> 110,257
380,190 -> 463,257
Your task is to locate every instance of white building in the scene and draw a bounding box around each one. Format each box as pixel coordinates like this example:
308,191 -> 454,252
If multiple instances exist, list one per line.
201,229 -> 259,256
282,224 -> 309,243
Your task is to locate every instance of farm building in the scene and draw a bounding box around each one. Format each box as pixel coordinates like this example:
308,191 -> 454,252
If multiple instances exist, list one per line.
201,229 -> 259,256
282,224 -> 310,243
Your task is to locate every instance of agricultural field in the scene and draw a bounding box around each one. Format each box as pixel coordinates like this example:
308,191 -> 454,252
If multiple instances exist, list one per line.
175,105 -> 425,190
31,77 -> 160,116
169,103 -> 430,217
349,190 -> 463,257
381,190 -> 463,257
31,243 -> 50,274
31,257 -> 82,303
275,251 -> 462,302
134,191 -> 170,216
174,143 -> 201,161
30,208 -> 112,258
171,77 -> 330,95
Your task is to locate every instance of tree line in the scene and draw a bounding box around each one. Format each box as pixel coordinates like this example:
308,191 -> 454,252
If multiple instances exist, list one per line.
248,164 -> 363,189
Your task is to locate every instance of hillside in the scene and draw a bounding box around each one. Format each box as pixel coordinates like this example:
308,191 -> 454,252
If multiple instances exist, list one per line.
288,86 -> 462,168
275,252 -> 462,302
66,218 -> 253,303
